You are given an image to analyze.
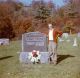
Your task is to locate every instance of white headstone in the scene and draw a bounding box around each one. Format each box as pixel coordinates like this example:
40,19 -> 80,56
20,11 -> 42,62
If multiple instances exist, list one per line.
0,39 -> 9,45
59,38 -> 64,42
73,38 -> 77,47
62,33 -> 69,39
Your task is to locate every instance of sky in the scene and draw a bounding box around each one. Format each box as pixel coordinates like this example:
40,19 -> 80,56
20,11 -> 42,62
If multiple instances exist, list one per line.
18,0 -> 65,7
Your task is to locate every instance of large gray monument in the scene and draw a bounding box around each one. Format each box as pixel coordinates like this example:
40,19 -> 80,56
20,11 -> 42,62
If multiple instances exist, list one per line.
22,32 -> 47,52
19,32 -> 49,64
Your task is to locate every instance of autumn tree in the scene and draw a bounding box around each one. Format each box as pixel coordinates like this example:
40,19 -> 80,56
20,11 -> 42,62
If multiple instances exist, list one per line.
32,0 -> 51,20
0,0 -> 23,39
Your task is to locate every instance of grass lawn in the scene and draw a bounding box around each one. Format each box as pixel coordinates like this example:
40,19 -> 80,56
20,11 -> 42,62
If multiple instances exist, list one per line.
0,35 -> 80,78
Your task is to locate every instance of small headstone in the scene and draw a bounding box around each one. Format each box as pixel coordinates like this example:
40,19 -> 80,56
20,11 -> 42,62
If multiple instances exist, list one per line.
62,33 -> 69,39
73,38 -> 77,47
59,38 -> 64,42
0,39 -> 9,45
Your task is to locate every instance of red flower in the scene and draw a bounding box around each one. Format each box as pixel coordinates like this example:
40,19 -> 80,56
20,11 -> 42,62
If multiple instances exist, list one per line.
32,50 -> 38,57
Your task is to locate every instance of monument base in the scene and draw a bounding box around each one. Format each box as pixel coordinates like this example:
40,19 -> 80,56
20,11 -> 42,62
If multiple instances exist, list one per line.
19,52 -> 49,64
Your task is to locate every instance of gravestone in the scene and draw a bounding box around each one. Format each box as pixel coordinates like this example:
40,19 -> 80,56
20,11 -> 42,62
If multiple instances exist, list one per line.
73,38 -> 78,47
62,33 -> 71,42
58,37 -> 64,42
20,32 -> 49,64
22,32 -> 47,52
62,33 -> 69,39
0,39 -> 9,45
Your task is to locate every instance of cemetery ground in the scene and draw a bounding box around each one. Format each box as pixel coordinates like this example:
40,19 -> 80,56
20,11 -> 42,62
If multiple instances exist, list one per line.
0,35 -> 80,78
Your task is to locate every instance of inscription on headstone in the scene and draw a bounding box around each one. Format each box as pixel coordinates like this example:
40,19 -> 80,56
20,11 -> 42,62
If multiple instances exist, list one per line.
22,32 -> 47,52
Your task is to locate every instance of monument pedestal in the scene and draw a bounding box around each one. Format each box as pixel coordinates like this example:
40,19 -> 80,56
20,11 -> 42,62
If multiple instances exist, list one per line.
40,52 -> 49,63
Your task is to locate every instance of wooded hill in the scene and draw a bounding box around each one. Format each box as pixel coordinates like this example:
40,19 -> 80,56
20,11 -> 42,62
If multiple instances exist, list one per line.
0,0 -> 80,40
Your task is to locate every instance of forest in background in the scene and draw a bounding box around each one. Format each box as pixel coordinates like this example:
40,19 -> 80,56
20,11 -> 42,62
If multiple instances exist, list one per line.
0,0 -> 80,40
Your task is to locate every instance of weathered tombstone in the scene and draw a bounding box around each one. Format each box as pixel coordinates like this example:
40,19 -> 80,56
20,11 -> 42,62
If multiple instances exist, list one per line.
62,33 -> 71,43
20,32 -> 49,64
73,38 -> 78,47
0,39 -> 9,45
22,32 -> 47,52
58,37 -> 64,42
62,33 -> 69,39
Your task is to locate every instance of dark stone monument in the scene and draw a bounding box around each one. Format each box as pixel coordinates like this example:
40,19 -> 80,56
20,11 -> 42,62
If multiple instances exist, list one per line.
20,32 -> 49,64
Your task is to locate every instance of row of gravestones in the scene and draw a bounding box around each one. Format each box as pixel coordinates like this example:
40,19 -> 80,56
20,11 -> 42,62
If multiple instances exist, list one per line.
59,33 -> 80,44
0,32 -> 79,63
19,32 -> 80,64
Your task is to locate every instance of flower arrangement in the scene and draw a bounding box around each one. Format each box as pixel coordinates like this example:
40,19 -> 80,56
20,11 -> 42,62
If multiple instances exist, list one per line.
28,50 -> 41,64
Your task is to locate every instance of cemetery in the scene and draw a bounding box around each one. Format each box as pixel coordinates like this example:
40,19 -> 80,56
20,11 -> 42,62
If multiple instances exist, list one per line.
19,32 -> 79,64
0,0 -> 80,78
0,34 -> 80,78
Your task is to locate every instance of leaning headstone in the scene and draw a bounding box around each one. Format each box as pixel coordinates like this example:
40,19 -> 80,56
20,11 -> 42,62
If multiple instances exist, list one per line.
73,38 -> 77,47
0,39 -> 9,45
19,32 -> 49,64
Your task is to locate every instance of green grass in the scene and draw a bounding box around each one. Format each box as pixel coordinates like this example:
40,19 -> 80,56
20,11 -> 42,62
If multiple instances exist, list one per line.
0,35 -> 80,78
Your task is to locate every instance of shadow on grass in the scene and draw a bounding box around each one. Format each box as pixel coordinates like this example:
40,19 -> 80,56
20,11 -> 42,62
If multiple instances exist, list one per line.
57,55 -> 75,64
0,56 -> 13,60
